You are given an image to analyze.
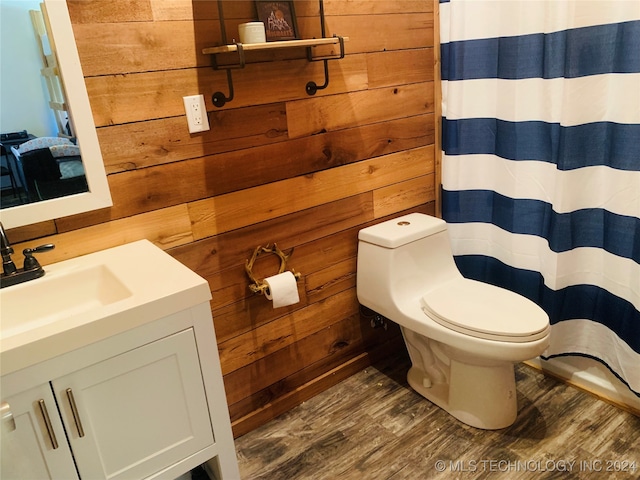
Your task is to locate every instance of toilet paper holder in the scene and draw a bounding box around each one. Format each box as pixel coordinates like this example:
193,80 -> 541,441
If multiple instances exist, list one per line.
245,243 -> 301,295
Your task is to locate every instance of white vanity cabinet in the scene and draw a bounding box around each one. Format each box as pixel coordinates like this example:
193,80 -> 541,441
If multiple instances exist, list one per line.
52,328 -> 213,480
0,241 -> 240,480
2,307 -> 238,480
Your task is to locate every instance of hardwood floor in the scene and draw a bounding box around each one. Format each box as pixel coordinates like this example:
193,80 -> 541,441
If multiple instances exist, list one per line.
235,351 -> 640,479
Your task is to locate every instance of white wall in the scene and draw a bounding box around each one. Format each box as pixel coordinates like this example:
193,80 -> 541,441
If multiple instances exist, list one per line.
1,0 -> 57,137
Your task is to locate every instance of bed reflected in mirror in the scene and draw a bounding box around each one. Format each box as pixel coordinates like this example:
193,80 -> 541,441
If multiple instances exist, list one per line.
2,134 -> 89,208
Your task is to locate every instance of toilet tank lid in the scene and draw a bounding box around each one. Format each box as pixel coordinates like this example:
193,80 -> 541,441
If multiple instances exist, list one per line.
358,213 -> 447,248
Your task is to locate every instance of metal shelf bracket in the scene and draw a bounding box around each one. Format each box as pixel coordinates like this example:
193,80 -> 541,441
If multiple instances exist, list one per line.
305,35 -> 345,96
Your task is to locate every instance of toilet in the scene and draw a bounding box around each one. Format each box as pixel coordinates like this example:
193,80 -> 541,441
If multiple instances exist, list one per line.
356,213 -> 550,429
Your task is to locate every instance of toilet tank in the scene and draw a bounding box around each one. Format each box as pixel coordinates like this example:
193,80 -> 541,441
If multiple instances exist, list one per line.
356,213 -> 462,316
358,213 -> 447,248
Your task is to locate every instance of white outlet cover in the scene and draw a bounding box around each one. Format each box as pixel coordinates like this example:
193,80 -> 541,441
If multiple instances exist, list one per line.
183,94 -> 210,133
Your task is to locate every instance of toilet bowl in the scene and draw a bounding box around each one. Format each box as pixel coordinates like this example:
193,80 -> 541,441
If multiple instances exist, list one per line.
356,213 -> 550,429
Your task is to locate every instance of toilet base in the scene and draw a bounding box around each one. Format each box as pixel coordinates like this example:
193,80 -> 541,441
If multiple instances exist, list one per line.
407,359 -> 517,429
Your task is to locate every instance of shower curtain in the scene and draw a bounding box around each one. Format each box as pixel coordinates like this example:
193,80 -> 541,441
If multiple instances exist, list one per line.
439,0 -> 640,396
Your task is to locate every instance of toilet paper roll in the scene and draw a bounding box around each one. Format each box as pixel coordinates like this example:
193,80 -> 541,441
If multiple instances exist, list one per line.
264,271 -> 300,308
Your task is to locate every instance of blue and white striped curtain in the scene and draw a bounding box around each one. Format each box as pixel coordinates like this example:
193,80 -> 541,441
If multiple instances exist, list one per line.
440,0 -> 640,396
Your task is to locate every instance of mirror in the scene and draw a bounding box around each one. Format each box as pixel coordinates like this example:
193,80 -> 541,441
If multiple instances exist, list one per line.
0,0 -> 111,229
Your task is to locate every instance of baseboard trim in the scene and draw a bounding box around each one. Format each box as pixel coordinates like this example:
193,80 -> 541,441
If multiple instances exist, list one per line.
231,353 -> 370,438
231,337 -> 405,438
524,357 -> 640,418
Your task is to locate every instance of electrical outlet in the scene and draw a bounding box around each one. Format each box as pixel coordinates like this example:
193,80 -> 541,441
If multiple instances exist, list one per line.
183,94 -> 210,133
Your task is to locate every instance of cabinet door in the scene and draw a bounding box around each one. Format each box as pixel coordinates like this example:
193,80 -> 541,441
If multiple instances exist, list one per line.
1,384 -> 79,480
52,329 -> 214,480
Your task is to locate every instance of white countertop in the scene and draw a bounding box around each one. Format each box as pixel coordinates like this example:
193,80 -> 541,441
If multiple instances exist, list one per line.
0,240 -> 211,376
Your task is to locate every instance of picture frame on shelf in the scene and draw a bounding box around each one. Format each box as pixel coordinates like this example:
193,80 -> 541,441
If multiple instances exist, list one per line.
255,1 -> 298,41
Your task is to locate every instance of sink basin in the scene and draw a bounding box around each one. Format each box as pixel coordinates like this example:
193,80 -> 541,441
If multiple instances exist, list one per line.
1,264 -> 132,340
0,240 -> 211,376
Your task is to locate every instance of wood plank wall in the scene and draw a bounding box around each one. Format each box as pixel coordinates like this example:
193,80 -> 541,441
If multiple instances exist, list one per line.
8,0 -> 438,438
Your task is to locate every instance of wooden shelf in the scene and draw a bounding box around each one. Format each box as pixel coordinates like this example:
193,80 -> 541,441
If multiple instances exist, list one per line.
202,37 -> 348,55
202,0 -> 348,107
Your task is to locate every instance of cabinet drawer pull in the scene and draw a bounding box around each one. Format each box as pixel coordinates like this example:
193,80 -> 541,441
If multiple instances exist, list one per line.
65,388 -> 85,437
38,399 -> 59,449
1,401 -> 16,432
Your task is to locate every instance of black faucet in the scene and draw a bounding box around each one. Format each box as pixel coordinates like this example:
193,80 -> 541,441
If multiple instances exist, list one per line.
0,222 -> 55,289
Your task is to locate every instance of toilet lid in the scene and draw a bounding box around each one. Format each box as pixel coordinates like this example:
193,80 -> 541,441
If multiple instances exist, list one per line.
421,279 -> 549,343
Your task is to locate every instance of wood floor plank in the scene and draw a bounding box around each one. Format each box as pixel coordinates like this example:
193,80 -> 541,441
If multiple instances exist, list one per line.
235,351 -> 640,480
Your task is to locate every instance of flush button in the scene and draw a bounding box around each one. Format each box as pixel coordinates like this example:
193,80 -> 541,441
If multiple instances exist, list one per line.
397,221 -> 411,226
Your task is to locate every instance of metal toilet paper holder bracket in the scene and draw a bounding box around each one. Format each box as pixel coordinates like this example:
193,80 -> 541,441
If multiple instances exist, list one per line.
245,243 -> 301,295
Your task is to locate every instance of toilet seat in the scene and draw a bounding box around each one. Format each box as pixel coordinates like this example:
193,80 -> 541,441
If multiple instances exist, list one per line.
420,278 -> 549,343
